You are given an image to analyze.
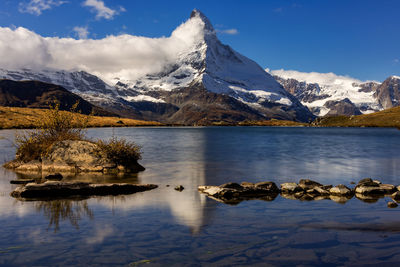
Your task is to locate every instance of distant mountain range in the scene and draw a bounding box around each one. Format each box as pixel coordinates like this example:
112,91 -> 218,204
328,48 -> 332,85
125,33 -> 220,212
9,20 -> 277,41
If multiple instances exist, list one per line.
270,69 -> 400,116
0,79 -> 114,116
0,10 -> 398,123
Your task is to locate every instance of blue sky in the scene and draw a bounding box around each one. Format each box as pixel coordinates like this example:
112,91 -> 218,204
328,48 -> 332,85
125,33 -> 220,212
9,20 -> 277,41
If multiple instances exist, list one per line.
0,0 -> 399,81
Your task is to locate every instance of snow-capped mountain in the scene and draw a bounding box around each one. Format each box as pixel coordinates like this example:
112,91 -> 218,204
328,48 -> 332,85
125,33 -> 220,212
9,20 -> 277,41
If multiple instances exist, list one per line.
111,9 -> 314,123
0,10 -> 314,124
269,69 -> 400,116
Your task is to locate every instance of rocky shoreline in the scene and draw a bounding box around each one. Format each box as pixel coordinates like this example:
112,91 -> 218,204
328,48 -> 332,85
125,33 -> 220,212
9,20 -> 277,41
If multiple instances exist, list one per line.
199,178 -> 400,207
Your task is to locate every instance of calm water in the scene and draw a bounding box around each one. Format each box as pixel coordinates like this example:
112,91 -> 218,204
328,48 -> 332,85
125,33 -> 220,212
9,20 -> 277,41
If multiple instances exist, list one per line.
1,127 -> 400,266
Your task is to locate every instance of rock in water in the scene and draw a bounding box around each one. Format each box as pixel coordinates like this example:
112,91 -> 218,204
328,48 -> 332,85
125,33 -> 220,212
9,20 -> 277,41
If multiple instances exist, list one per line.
198,181 -> 280,204
298,179 -> 323,190
11,181 -> 158,199
329,184 -> 353,196
388,202 -> 398,208
355,178 -> 396,195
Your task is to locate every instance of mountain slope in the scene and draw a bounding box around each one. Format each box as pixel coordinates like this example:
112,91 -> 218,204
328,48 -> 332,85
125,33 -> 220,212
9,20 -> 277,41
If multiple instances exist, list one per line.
0,79 -> 115,116
313,105 -> 400,128
112,10 -> 314,123
0,10 -> 314,124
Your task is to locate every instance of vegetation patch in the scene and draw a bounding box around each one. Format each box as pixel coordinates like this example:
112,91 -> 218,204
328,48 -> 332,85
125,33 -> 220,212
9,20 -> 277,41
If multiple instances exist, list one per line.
6,101 -> 145,173
95,137 -> 142,167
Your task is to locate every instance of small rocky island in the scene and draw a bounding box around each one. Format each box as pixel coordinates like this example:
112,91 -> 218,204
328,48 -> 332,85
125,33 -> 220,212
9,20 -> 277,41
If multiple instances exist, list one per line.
199,178 -> 400,208
4,140 -> 145,174
3,102 -> 157,199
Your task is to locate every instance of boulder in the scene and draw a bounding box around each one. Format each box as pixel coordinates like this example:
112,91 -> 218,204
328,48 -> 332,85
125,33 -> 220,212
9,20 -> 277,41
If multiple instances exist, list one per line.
198,181 -> 280,204
329,184 -> 353,196
355,183 -> 395,195
4,140 -> 145,174
11,181 -> 158,199
388,202 -> 398,208
280,182 -> 302,193
391,191 -> 400,201
298,179 -> 323,190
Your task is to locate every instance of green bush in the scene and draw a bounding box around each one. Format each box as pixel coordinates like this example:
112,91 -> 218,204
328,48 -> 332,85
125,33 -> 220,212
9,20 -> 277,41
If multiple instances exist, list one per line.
96,137 -> 142,167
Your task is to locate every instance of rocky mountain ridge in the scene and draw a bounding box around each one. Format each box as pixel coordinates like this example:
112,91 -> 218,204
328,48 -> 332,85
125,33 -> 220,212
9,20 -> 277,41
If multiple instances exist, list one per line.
271,70 -> 400,116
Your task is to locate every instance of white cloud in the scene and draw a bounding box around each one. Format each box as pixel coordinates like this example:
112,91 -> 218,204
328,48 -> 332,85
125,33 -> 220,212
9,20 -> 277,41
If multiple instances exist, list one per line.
18,0 -> 67,16
0,15 -> 206,84
82,0 -> 124,20
394,59 -> 399,64
73,26 -> 89,39
216,28 -> 239,35
268,68 -> 365,85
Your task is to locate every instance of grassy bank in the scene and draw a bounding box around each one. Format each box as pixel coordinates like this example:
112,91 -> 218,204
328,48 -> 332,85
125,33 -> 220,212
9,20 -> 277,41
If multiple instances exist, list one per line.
314,106 -> 400,128
0,106 -> 163,129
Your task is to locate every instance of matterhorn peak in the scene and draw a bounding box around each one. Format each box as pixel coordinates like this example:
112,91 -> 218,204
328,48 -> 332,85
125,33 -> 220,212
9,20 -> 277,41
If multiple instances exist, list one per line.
190,9 -> 215,33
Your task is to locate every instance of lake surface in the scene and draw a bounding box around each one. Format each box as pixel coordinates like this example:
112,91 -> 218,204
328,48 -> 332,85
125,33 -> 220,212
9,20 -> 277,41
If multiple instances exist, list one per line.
1,127 -> 400,266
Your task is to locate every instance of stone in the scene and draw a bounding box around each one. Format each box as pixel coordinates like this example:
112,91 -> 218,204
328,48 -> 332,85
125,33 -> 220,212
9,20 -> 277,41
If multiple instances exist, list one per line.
44,173 -> 63,181
388,202 -> 398,208
15,160 -> 41,172
329,184 -> 353,196
356,178 -> 379,187
219,182 -> 243,190
280,182 -> 302,193
174,185 -> 184,191
10,181 -> 158,199
391,191 -> 400,201
298,179 -> 323,190
254,182 -> 280,192
307,186 -> 330,196
355,184 -> 395,195
10,179 -> 35,184
240,182 -> 254,187
198,181 -> 280,204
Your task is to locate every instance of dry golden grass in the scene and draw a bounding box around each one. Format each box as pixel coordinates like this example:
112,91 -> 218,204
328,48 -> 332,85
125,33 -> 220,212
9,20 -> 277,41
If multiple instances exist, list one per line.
314,106 -> 400,128
238,119 -> 307,127
0,106 -> 163,129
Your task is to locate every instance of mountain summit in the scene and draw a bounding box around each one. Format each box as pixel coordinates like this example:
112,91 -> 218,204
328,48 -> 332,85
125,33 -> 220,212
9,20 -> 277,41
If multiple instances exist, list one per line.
0,10 -> 314,124
111,9 -> 314,123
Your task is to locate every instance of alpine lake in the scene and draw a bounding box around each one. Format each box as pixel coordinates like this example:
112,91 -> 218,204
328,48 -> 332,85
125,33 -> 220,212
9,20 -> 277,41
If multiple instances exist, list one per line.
1,126 -> 400,266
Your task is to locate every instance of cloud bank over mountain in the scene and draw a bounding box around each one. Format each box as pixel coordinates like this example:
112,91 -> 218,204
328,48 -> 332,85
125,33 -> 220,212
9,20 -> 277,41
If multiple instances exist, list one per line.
0,15 -> 206,84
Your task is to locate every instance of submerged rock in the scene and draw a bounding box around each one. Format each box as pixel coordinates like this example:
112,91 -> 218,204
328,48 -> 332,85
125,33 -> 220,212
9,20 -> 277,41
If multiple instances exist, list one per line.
11,181 -> 158,199
4,140 -> 145,174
